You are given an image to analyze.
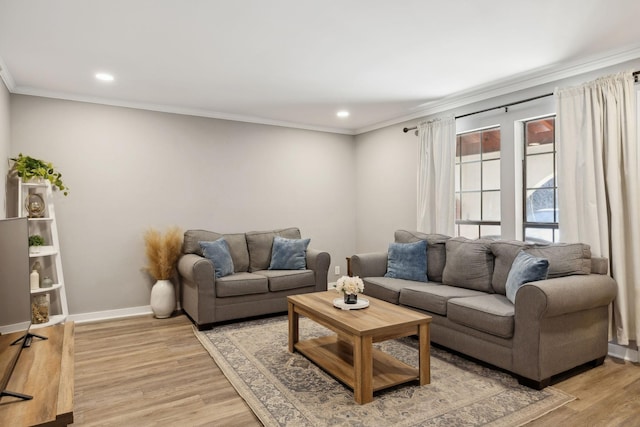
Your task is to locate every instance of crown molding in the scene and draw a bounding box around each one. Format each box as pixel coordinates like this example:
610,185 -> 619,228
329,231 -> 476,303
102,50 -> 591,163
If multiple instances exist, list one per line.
355,44 -> 640,135
0,55 -> 16,91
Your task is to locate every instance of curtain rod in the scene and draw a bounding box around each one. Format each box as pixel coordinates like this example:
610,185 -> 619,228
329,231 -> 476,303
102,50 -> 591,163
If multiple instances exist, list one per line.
402,92 -> 552,133
403,70 -> 640,133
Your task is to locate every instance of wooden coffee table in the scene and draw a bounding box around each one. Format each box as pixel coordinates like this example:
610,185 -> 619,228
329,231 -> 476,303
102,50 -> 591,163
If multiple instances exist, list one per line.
287,291 -> 431,404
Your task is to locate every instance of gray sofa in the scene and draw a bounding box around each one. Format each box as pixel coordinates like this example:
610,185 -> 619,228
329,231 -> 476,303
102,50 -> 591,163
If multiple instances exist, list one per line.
178,227 -> 330,329
351,230 -> 617,389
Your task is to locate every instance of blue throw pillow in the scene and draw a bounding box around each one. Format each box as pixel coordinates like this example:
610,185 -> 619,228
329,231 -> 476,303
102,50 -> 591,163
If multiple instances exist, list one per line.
505,250 -> 550,303
200,238 -> 235,279
384,240 -> 428,282
269,236 -> 310,270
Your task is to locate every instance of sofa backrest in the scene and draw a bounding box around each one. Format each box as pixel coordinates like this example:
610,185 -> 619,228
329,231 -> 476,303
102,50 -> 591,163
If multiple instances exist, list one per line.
490,240 -> 592,294
246,227 -> 302,272
182,230 -> 250,273
442,237 -> 495,293
394,230 -> 450,282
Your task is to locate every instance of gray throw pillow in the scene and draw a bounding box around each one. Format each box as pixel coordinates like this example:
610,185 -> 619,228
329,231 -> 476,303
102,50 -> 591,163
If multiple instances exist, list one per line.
268,236 -> 310,270
505,250 -> 549,303
200,238 -> 235,278
384,240 -> 428,282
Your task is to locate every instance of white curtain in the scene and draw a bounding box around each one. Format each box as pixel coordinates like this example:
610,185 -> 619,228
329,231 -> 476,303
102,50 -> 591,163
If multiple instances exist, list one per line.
556,71 -> 640,345
416,116 -> 456,235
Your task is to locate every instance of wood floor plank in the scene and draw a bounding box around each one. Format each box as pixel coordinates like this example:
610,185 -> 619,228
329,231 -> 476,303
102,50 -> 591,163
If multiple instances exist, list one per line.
72,314 -> 640,426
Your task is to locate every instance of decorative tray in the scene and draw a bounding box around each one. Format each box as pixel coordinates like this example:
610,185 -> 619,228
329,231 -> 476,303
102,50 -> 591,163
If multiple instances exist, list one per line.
333,297 -> 370,310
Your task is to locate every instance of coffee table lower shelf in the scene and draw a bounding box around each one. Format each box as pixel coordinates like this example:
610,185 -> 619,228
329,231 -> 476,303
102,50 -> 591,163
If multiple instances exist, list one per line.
294,335 -> 419,392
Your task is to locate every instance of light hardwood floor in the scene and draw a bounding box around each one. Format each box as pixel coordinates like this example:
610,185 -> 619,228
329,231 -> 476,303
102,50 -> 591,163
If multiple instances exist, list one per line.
73,314 -> 639,426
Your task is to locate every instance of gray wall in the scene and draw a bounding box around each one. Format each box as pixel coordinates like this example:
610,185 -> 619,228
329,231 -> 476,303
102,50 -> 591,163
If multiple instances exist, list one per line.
0,78 -> 9,219
10,95 -> 356,315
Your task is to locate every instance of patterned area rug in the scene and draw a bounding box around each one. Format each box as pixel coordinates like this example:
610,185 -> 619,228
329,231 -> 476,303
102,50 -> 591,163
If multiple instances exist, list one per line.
194,315 -> 574,427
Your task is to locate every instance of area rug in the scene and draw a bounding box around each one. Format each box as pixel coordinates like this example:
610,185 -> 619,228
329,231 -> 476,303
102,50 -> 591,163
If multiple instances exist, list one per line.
194,316 -> 574,426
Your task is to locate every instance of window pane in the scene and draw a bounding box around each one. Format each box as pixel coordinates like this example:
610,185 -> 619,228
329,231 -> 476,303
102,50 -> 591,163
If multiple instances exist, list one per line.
526,153 -> 554,188
460,192 -> 481,221
455,164 -> 460,192
459,224 -> 480,239
482,128 -> 500,160
483,191 -> 501,221
483,159 -> 500,190
459,132 -> 481,159
455,193 -> 461,220
526,118 -> 554,151
480,225 -> 501,238
525,227 -> 554,243
526,188 -> 556,222
461,162 -> 481,191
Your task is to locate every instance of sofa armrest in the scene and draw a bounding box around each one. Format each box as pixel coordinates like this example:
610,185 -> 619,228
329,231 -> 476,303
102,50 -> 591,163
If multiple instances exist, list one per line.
516,274 -> 617,318
306,248 -> 331,291
178,254 -> 215,289
350,252 -> 388,278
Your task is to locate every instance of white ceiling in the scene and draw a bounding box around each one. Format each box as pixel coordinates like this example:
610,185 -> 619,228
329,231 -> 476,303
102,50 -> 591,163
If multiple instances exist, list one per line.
1,0 -> 640,135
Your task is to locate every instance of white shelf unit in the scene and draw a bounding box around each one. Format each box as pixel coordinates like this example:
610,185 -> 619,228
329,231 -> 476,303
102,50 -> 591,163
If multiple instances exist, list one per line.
18,179 -> 69,329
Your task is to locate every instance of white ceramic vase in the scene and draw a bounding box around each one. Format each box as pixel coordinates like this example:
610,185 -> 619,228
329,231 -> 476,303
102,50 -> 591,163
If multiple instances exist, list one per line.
150,279 -> 175,318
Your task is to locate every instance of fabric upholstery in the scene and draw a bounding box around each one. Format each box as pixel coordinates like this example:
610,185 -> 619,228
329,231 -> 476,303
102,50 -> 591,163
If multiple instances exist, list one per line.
399,284 -> 486,315
268,236 -> 310,270
246,227 -> 301,272
490,240 -> 530,294
505,251 -> 549,303
442,237 -> 495,292
199,238 -> 235,278
183,230 -> 249,272
394,230 -> 450,282
384,240 -> 428,282
361,277 -> 413,304
448,294 -> 515,339
254,269 -> 315,292
215,272 -> 268,298
525,243 -> 590,278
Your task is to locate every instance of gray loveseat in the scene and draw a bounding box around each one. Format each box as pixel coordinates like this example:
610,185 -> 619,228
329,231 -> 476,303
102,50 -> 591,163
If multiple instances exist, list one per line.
178,227 -> 330,329
351,230 -> 617,389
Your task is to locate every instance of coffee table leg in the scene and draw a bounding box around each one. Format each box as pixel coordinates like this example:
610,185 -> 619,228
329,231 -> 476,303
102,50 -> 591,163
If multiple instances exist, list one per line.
353,335 -> 373,404
418,322 -> 430,385
288,301 -> 299,353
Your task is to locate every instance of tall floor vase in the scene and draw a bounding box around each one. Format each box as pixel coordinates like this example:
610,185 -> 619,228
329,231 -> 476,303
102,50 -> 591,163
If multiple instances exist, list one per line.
150,279 -> 175,318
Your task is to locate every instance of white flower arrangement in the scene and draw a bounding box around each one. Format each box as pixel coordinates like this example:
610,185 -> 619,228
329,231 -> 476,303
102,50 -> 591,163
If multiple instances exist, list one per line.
333,275 -> 364,295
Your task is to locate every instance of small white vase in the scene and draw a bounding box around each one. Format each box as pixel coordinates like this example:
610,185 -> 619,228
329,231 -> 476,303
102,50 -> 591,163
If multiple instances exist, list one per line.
150,279 -> 175,319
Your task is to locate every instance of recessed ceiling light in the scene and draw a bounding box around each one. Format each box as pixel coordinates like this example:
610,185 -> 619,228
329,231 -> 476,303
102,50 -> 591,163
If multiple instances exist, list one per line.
337,110 -> 349,118
95,73 -> 114,82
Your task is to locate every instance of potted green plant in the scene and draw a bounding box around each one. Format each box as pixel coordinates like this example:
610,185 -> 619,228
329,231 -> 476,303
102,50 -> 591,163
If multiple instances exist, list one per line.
29,234 -> 45,254
10,153 -> 69,196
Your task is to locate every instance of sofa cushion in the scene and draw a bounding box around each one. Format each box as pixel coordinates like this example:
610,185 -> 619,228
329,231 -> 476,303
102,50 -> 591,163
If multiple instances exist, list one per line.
394,230 -> 450,282
246,227 -> 302,272
491,240 -> 530,295
199,238 -> 234,278
255,269 -> 315,292
442,237 -> 495,293
525,243 -> 591,278
448,294 -> 515,339
361,277 -> 413,304
269,236 -> 310,270
384,240 -> 428,282
183,230 -> 249,273
399,284 -> 487,315
505,251 -> 549,303
215,272 -> 268,297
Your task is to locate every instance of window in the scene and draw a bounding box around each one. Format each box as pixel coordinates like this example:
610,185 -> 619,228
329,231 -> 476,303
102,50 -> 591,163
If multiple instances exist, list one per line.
455,126 -> 501,239
523,116 -> 558,242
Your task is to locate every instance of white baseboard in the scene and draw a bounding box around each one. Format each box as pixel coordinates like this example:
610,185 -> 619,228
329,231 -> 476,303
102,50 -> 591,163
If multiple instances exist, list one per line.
68,305 -> 153,324
608,342 -> 640,362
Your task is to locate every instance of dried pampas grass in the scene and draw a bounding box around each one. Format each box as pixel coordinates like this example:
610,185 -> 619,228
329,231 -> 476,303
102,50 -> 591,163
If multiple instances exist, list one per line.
144,226 -> 183,280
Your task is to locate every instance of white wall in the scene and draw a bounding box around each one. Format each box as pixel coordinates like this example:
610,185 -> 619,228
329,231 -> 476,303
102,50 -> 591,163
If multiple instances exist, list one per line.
0,78 -> 9,218
10,95 -> 356,315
